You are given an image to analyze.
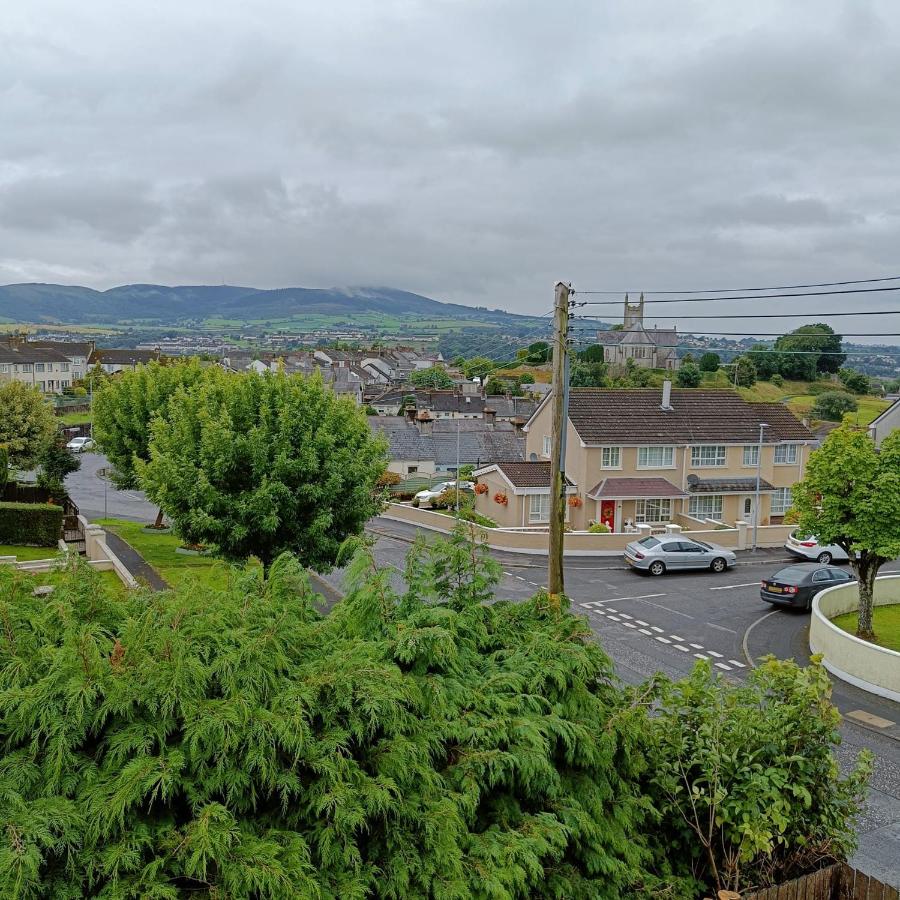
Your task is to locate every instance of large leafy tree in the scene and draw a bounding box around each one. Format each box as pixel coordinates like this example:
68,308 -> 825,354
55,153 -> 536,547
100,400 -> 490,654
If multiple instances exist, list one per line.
698,352 -> 720,372
775,324 -> 845,374
138,369 -> 388,569
811,390 -> 857,422
407,365 -> 454,389
0,381 -> 57,467
461,356 -> 496,381
675,362 -> 701,388
0,531 -> 656,898
792,426 -> 900,640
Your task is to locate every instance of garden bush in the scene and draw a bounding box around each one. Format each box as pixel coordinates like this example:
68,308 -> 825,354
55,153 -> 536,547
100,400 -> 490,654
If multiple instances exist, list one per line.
770,373 -> 784,386
812,391 -> 858,421
588,522 -> 611,533
0,501 -> 63,547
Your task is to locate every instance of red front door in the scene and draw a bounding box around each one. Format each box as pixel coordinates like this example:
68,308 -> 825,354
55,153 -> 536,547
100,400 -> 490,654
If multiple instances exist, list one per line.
600,500 -> 616,531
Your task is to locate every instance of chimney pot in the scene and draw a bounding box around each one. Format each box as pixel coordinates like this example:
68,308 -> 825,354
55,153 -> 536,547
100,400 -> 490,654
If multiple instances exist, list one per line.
661,379 -> 673,411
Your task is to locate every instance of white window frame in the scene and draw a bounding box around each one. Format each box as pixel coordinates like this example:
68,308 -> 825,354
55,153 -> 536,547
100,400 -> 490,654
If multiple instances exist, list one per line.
774,444 -> 798,464
634,498 -> 672,523
742,445 -> 759,467
542,435 -> 551,457
637,446 -> 675,469
35,363 -> 45,373
771,487 -> 792,515
688,495 -> 724,520
690,445 -> 727,468
600,446 -> 621,469
529,493 -> 551,524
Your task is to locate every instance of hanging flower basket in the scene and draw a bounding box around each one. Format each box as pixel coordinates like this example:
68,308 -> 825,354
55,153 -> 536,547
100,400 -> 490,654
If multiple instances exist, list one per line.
493,492 -> 508,506
474,482 -> 489,495
567,495 -> 583,508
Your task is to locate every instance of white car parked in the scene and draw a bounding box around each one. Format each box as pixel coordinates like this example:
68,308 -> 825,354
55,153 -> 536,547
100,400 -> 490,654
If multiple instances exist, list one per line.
784,531 -> 848,564
413,481 -> 475,505
65,436 -> 95,453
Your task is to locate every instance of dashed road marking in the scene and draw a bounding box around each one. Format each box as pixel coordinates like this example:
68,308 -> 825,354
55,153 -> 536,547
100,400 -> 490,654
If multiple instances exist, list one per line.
670,634 -> 684,642
650,626 -> 664,633
623,622 -> 636,628
618,613 -> 633,620
715,662 -> 733,671
707,650 -> 723,658
728,660 -> 746,668
607,615 -> 621,622
694,653 -> 709,660
673,644 -> 690,652
635,620 -> 649,627
639,628 -> 652,635
689,643 -> 704,649
710,581 -> 762,591
655,636 -> 672,644
593,593 -> 667,604
606,607 -> 618,613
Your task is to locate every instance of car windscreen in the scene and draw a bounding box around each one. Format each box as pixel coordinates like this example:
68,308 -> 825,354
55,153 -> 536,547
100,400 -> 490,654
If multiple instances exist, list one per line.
637,536 -> 660,548
771,566 -> 812,583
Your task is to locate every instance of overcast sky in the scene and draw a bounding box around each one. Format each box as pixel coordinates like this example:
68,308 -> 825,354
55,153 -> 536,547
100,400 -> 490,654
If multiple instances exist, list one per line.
2,0 -> 900,342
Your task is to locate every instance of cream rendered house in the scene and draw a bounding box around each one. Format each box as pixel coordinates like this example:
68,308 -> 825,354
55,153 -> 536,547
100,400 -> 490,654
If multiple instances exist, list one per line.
474,382 -> 812,532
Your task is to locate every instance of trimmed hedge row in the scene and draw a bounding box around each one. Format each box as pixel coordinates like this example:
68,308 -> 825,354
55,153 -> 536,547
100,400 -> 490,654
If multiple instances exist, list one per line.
0,501 -> 63,547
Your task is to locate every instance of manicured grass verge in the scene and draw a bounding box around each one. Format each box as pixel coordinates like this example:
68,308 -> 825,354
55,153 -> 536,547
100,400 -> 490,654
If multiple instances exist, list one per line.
0,544 -> 61,560
97,518 -> 248,591
831,604 -> 900,652
57,411 -> 93,426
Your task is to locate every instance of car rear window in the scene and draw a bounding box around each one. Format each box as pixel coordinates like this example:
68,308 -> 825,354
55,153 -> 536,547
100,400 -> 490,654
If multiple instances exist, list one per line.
772,566 -> 811,582
638,537 -> 660,548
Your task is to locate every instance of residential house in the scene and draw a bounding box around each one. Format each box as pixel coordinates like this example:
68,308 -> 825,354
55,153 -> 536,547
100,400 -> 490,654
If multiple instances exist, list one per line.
869,396 -> 900,447
471,462 -> 577,528
473,382 -> 812,531
89,348 -> 164,373
0,344 -> 76,393
595,294 -> 679,370
20,339 -> 93,382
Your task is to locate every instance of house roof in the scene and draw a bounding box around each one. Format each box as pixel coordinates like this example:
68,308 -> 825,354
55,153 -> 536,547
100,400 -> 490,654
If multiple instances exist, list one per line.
432,426 -> 524,467
90,348 -> 163,365
561,389 -> 812,444
0,345 -> 73,364
474,461 -> 575,491
686,476 -> 775,494
25,340 -> 94,359
484,395 -> 538,418
596,326 -> 678,348
367,420 -> 435,461
587,476 -> 688,500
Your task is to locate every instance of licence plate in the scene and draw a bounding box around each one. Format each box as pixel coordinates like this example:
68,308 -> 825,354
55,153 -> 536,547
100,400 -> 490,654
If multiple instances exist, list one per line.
625,557 -> 635,566
767,585 -> 782,593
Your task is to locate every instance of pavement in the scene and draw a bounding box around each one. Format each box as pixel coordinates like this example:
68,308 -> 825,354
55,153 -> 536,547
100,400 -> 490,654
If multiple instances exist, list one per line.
63,462 -> 900,885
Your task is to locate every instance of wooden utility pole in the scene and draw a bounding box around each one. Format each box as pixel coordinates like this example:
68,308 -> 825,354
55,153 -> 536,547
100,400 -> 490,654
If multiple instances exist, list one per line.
548,281 -> 571,605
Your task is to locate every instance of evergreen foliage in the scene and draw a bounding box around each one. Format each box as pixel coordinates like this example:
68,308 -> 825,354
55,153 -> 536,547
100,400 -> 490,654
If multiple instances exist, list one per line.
698,352 -> 720,372
0,501 -> 63,546
811,391 -> 857,422
137,369 -> 388,569
408,366 -> 455,389
732,356 -> 757,387
36,439 -> 81,493
0,534 -> 656,898
675,363 -> 701,388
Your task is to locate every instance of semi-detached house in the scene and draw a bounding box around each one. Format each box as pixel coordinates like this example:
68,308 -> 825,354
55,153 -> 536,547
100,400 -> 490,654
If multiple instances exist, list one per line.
474,383 -> 812,531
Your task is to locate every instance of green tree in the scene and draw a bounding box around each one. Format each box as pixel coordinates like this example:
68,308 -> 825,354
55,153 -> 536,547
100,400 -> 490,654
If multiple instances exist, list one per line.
812,390 -> 857,421
0,529 -> 658,898
675,362 -> 701,387
461,356 -> 495,380
569,359 -> 608,387
732,355 -> 757,387
524,340 -> 551,364
483,376 -> 507,395
698,352 -> 720,372
792,426 -> 900,640
517,372 -> 535,385
643,658 -> 870,895
746,345 -> 779,380
578,344 -> 606,364
36,439 -> 80,494
92,359 -> 207,489
408,365 -> 454,389
838,368 -> 870,394
775,324 -> 845,374
138,370 -> 388,569
0,381 -> 57,467
0,445 -> 7,489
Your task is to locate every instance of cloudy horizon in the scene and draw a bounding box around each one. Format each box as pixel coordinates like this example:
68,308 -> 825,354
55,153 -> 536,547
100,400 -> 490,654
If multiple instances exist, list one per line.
2,0 -> 900,343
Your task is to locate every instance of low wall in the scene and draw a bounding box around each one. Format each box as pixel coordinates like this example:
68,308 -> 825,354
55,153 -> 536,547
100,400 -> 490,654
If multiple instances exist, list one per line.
810,575 -> 900,703
381,504 -> 791,556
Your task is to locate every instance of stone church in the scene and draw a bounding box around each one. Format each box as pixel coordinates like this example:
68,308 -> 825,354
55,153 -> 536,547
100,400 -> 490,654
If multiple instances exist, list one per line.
595,293 -> 679,370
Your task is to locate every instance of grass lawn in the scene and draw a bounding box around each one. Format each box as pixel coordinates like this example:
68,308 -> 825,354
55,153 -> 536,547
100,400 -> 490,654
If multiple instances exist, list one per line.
831,604 -> 900,652
97,518 -> 251,591
16,566 -> 128,598
0,544 -> 61,560
57,411 -> 93,426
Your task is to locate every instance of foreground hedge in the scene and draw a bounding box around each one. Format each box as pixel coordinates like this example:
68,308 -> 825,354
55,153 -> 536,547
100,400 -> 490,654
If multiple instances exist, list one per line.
0,500 -> 62,547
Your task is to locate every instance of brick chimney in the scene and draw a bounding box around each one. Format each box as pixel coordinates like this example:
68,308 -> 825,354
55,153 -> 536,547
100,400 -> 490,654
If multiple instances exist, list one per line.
416,410 -> 433,435
484,408 -> 497,428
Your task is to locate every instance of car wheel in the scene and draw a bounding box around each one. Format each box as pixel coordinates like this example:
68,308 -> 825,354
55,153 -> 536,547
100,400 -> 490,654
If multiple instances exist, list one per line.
710,557 -> 727,574
816,551 -> 832,564
648,560 -> 666,576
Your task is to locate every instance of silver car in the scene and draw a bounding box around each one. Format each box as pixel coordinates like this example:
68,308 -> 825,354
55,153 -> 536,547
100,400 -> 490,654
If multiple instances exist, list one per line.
624,535 -> 737,576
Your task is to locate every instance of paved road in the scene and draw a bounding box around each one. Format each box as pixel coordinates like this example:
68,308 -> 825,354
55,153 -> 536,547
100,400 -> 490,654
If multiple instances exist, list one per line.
351,517 -> 900,887
66,453 -> 159,523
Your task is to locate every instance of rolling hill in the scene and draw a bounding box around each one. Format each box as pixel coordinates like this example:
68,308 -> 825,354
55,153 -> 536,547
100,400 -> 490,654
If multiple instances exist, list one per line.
0,283 -> 542,328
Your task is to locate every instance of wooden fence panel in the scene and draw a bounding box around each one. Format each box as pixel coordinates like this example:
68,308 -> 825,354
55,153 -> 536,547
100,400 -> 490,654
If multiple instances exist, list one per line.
740,864 -> 899,900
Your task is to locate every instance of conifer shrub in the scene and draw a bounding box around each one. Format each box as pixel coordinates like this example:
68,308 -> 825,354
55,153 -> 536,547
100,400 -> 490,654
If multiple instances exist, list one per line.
0,501 -> 63,546
0,532 -> 658,897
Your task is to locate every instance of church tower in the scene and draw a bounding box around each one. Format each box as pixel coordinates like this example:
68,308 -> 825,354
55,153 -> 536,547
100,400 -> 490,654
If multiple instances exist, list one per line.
623,292 -> 645,329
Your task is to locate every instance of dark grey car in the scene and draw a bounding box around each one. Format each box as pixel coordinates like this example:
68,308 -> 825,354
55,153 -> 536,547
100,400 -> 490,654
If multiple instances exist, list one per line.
624,535 -> 737,576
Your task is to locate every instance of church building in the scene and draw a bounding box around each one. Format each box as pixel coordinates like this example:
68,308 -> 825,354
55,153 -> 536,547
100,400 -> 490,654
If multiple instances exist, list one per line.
595,293 -> 679,370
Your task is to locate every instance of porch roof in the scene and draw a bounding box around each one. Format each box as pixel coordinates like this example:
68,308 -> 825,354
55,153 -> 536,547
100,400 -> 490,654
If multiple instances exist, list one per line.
686,476 -> 775,494
587,477 -> 688,501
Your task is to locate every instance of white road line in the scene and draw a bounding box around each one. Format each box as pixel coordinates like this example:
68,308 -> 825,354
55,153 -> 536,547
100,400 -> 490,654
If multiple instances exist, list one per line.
504,571 -> 514,576
607,615 -> 621,622
635,620 -> 649,627
618,613 -> 633,620
639,628 -> 652,635
623,622 -> 636,628
650,626 -> 664,633
515,575 -> 527,581
707,650 -> 723,658
715,662 -> 733,671
592,593 -> 667,604
710,581 -> 762,591
708,623 -> 737,634
605,607 -> 618,613
673,644 -> 690,652
670,635 -> 684,642
728,660 -> 746,668
578,601 -> 603,608
655,636 -> 672,644
689,643 -> 704,650
694,653 -> 709,660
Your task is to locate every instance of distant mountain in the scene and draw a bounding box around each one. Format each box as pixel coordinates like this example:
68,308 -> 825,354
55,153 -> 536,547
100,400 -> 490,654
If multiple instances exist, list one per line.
0,283 -> 540,328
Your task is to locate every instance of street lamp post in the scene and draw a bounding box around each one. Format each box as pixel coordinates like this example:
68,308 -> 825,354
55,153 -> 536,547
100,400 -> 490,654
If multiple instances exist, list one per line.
752,422 -> 769,552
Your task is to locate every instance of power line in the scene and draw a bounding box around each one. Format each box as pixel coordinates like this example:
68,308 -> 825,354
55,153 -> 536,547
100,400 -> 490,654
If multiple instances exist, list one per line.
569,328 -> 900,338
568,339 -> 900,357
573,273 -> 900,295
571,310 -> 900,321
573,285 -> 900,306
